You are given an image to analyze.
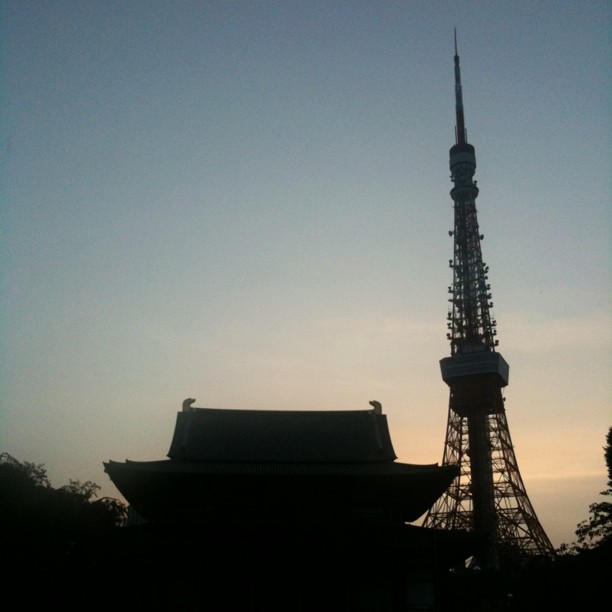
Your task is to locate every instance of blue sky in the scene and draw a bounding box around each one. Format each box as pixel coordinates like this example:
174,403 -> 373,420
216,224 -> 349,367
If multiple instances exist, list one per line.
1,1 -> 610,547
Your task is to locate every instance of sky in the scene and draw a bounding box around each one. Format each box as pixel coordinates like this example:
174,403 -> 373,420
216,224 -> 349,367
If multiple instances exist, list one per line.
1,1 -> 610,548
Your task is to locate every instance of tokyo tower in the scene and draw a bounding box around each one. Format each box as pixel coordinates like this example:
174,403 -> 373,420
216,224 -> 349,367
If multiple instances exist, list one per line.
422,34 -> 555,569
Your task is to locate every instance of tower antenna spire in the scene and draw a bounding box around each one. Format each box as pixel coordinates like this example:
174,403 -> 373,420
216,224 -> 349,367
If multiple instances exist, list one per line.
454,29 -> 467,145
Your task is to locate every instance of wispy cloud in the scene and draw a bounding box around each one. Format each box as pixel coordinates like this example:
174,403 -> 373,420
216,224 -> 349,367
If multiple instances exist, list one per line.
502,311 -> 610,353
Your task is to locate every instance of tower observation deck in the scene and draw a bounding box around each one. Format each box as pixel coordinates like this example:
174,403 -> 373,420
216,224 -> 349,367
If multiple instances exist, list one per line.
422,34 -> 555,569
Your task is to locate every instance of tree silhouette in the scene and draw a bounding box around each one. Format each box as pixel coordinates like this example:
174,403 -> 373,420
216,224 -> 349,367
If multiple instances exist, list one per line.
0,453 -> 127,606
0,452 -> 127,534
559,426 -> 612,554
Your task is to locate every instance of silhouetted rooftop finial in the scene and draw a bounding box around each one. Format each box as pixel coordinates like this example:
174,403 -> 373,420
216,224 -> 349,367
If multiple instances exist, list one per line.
369,400 -> 382,414
182,398 -> 196,411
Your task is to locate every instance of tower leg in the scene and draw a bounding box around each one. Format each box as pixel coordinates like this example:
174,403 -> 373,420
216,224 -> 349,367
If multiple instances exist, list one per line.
467,410 -> 499,570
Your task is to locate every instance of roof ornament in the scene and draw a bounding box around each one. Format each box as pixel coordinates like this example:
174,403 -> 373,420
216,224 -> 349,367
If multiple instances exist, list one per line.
182,398 -> 196,412
369,400 -> 382,415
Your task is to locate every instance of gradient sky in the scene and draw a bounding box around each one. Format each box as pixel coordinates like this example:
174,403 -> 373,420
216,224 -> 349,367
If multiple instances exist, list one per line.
1,1 -> 610,548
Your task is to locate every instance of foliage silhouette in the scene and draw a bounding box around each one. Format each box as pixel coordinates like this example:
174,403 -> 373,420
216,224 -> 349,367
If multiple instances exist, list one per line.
558,426 -> 612,554
0,452 -> 126,534
0,453 -> 127,607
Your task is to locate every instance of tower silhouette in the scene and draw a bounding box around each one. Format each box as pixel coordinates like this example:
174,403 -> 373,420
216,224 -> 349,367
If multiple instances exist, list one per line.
422,34 -> 555,569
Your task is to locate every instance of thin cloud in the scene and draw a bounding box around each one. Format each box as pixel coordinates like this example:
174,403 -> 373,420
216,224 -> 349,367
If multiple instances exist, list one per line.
502,311 -> 610,352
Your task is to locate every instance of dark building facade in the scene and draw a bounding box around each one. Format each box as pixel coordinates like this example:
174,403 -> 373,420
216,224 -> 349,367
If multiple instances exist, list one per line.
104,404 -> 475,610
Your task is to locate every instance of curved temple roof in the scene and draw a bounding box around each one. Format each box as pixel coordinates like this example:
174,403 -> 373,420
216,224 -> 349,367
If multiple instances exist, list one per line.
104,406 -> 458,523
168,407 -> 397,463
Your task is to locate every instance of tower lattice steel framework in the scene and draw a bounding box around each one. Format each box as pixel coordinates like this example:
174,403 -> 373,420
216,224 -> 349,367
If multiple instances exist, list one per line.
422,35 -> 555,569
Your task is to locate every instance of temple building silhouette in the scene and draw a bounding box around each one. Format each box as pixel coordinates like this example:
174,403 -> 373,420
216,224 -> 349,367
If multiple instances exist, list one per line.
104,402 -> 475,610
